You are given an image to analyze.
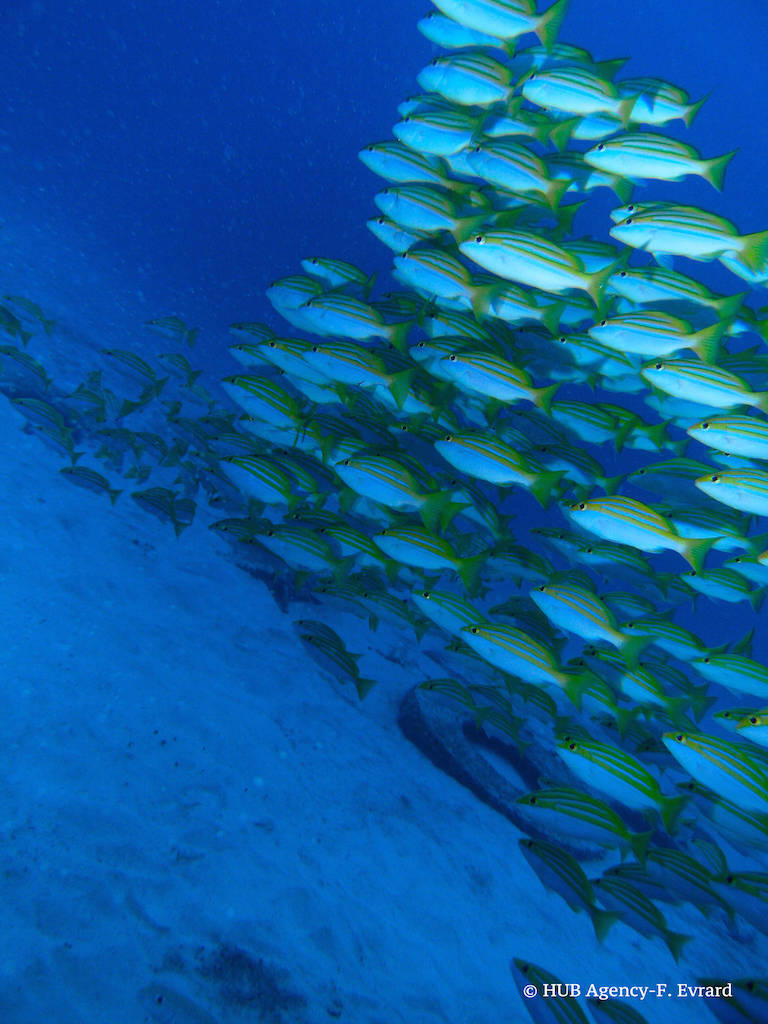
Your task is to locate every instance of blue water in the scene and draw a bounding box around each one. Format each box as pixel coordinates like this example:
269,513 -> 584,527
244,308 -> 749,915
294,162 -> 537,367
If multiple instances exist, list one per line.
1,2 -> 768,1022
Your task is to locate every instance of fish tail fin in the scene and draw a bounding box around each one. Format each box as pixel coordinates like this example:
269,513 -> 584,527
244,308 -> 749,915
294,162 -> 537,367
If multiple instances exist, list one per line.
388,320 -> 413,353
690,320 -> 727,364
387,367 -> 418,410
619,634 -> 652,670
664,930 -> 693,964
42,318 -> 57,336
562,670 -> 593,711
611,175 -> 635,205
614,412 -> 640,452
553,197 -> 586,235
659,793 -> 690,835
683,89 -> 713,128
539,300 -> 566,337
452,212 -> 493,245
704,149 -> 738,192
615,706 -> 639,739
601,473 -> 624,495
730,626 -> 754,656
617,96 -> 637,129
587,250 -> 628,313
681,535 -> 716,575
740,229 -> 768,272
629,830 -> 653,869
546,116 -> 579,153
534,382 -> 561,418
354,676 -> 378,701
530,469 -> 565,509
363,269 -> 379,302
750,587 -> 765,613
590,908 -> 622,944
419,490 -> 464,534
108,488 -> 123,506
545,176 -> 571,211
690,685 -> 717,723
457,552 -> 489,597
711,290 -> 747,320
186,327 -> 198,348
535,0 -> 571,52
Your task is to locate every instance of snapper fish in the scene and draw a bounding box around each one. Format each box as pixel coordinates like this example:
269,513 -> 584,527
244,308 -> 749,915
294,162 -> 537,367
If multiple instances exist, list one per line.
610,205 -> 768,270
695,468 -> 768,517
461,623 -> 592,707
515,787 -> 652,863
429,0 -> 572,50
510,960 -> 593,1024
416,52 -> 516,108
619,77 -> 710,128
587,311 -> 726,363
566,495 -> 715,572
144,316 -> 198,348
590,875 -> 691,962
522,65 -> 636,126
662,732 -> 768,815
556,737 -> 688,831
518,838 -> 621,942
460,229 -> 626,308
583,134 -> 737,190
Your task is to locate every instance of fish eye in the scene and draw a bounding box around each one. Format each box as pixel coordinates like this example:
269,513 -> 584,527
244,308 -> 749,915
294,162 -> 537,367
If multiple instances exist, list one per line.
475,235 -> 485,244
402,117 -> 410,123
311,345 -> 319,352
726,874 -> 734,884
449,355 -> 457,361
701,422 -> 709,428
342,459 -> 350,465
750,716 -> 759,724
675,734 -> 684,741
627,622 -> 634,628
529,797 -> 537,804
558,336 -> 566,343
380,529 -> 388,535
654,362 -> 663,370
620,270 -> 627,277
431,58 -> 439,66
422,591 -> 430,598
627,205 -> 635,212
703,657 -> 710,664
266,530 -> 274,537
625,218 -> 633,225
538,586 -> 546,591
444,434 -> 452,441
597,144 -> 605,151
711,475 -> 719,482
568,742 -> 576,750
578,502 -> 586,509
470,627 -> 478,634
600,320 -> 607,326
376,218 -> 385,224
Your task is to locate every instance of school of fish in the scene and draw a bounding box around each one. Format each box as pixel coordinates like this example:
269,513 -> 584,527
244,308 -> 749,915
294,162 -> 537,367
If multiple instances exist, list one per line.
3,1 -> 768,1020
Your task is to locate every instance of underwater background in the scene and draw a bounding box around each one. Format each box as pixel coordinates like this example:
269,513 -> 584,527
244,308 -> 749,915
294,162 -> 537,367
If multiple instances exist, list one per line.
1,1 -> 768,1022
